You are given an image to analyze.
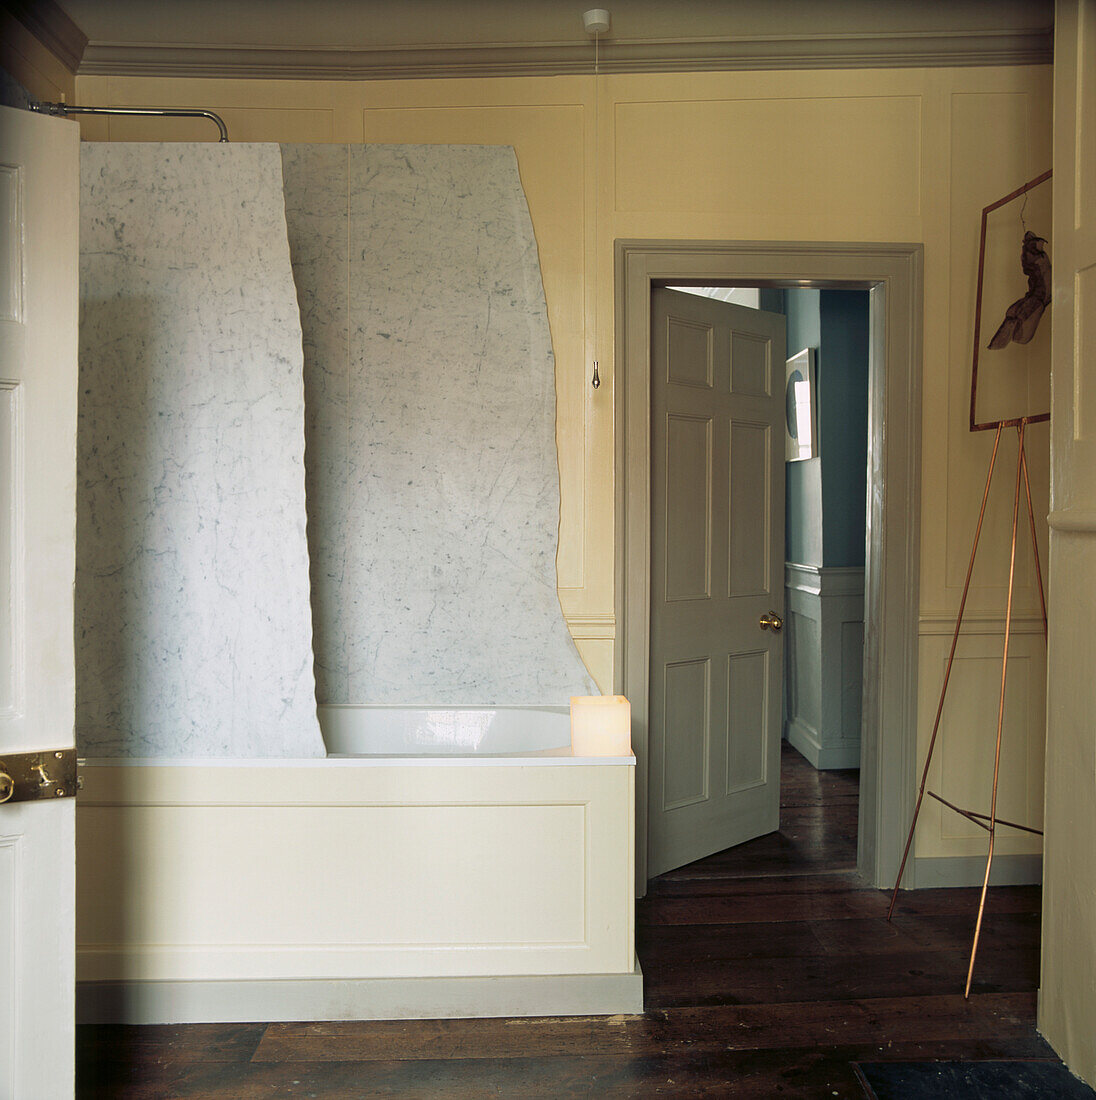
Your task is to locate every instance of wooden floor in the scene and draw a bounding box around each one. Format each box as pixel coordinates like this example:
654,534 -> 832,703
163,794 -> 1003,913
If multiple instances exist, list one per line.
77,745 -> 1053,1098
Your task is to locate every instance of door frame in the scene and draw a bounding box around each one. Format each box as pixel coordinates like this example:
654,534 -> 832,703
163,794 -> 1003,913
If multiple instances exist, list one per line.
614,240 -> 924,892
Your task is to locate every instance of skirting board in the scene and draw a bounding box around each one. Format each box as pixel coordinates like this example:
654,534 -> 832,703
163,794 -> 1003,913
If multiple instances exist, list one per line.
785,717 -> 862,771
76,960 -> 645,1025
904,854 -> 1043,890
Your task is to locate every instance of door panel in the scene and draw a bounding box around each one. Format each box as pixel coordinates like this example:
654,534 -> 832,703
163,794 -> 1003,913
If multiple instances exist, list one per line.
727,650 -> 769,792
0,105 -> 79,1100
730,330 -> 772,396
662,658 -> 710,809
664,414 -> 712,600
728,420 -> 771,595
649,288 -> 785,879
667,316 -> 713,387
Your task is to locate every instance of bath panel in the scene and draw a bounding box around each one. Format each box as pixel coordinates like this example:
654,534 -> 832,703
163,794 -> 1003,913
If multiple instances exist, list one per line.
77,143 -> 322,759
75,752 -> 638,1021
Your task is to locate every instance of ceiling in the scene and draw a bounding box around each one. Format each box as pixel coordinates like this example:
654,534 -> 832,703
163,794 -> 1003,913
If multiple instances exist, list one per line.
11,0 -> 1055,80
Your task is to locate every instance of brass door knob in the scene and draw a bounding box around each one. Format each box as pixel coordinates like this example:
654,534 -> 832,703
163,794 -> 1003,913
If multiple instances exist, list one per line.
759,611 -> 783,632
0,767 -> 14,804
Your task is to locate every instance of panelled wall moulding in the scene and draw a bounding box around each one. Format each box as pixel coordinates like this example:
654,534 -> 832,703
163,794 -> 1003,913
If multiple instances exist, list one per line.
69,34 -> 1054,82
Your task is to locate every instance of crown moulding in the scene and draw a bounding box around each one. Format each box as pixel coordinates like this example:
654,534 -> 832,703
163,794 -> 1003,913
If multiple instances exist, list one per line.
4,0 -> 88,73
74,30 -> 1053,82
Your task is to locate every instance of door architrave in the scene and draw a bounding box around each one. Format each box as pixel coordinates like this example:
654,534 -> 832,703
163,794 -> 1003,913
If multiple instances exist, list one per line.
614,239 -> 924,893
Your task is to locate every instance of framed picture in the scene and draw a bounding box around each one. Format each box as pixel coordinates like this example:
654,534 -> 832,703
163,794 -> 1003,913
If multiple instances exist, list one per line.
785,348 -> 817,462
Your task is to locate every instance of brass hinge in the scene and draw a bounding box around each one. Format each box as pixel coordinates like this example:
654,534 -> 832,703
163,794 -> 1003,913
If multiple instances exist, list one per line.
0,748 -> 78,804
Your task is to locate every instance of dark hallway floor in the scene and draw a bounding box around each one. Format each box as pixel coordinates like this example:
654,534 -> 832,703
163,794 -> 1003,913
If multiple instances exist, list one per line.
77,744 -> 1053,1098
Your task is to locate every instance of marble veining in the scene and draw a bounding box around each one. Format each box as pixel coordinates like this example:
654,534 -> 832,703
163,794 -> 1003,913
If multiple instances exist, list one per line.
282,144 -> 596,704
78,143 -> 324,757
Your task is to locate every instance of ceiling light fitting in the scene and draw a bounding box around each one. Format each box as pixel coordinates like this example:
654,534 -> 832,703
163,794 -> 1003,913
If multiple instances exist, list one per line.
582,9 -> 610,36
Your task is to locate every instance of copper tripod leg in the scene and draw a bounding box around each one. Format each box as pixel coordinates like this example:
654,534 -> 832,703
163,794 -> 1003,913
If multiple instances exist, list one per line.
965,421 -> 1027,997
887,425 -> 1004,920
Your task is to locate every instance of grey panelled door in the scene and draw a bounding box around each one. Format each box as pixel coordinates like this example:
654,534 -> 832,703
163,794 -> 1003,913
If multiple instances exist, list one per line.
648,288 -> 786,879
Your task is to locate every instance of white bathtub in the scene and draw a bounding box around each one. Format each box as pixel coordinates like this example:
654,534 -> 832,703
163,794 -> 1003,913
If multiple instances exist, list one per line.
76,705 -> 639,1024
320,703 -> 628,760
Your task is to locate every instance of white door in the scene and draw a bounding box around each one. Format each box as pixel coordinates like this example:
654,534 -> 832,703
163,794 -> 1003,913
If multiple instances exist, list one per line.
1040,0 -> 1096,1075
0,105 -> 79,1099
648,288 -> 786,878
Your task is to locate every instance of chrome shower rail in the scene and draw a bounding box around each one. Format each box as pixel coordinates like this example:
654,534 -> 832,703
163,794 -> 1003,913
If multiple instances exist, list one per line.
31,102 -> 229,142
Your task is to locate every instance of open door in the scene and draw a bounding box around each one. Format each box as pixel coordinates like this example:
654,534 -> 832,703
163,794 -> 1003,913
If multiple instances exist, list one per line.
648,288 -> 786,878
1039,0 -> 1096,1080
0,105 -> 79,1098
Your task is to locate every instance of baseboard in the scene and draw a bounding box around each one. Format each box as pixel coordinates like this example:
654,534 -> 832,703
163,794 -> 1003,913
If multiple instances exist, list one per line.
785,717 -> 861,771
906,854 -> 1043,889
75,959 -> 645,1024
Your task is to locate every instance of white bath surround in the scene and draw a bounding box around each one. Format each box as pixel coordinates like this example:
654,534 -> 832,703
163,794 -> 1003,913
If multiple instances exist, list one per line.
77,710 -> 639,1023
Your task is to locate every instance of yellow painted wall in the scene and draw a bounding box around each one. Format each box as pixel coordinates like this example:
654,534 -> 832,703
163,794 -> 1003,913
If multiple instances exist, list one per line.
73,64 -> 1052,862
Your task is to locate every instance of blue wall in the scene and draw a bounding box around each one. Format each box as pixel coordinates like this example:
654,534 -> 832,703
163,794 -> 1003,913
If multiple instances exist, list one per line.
818,290 -> 870,567
783,289 -> 823,566
780,288 -> 868,568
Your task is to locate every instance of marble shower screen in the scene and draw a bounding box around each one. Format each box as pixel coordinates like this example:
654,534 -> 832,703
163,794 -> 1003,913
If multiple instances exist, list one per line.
76,141 -> 595,758
281,144 -> 596,706
77,144 -> 323,758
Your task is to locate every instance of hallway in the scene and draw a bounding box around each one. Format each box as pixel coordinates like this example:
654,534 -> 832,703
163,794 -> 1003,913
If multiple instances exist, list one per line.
76,745 -> 1050,1097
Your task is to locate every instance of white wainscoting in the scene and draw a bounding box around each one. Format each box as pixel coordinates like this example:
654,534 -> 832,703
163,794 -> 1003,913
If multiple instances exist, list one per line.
784,563 -> 865,770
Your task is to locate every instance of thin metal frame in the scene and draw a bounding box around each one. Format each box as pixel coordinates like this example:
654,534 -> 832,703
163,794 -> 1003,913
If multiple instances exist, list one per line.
969,169 -> 1052,431
30,102 -> 229,142
888,418 -> 1047,997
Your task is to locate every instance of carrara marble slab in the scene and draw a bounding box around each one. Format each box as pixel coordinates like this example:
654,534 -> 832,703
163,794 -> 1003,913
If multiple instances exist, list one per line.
77,143 -> 324,758
281,144 -> 596,705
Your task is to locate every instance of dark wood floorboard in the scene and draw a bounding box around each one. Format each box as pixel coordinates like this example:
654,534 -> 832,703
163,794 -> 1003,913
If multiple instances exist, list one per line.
77,743 -> 1057,1098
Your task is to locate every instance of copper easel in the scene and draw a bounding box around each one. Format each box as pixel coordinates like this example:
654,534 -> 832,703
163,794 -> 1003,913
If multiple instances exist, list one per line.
887,169 -> 1051,997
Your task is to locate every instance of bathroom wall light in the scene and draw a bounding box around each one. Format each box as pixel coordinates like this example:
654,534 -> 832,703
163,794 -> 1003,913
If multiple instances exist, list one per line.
571,695 -> 632,756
